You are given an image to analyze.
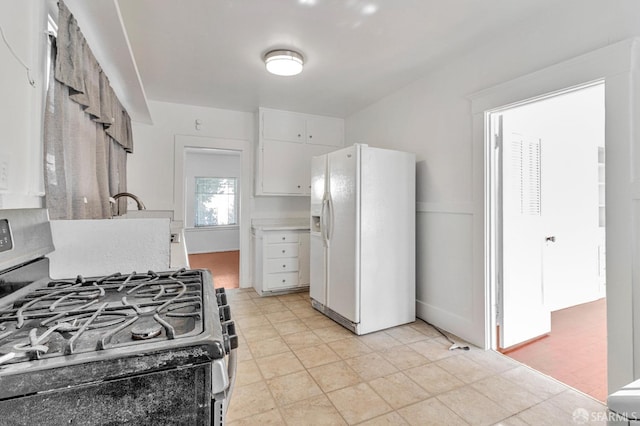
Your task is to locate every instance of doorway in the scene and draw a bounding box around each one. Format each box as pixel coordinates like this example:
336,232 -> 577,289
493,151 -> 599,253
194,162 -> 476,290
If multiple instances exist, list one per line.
488,83 -> 606,400
173,135 -> 252,288
183,147 -> 241,289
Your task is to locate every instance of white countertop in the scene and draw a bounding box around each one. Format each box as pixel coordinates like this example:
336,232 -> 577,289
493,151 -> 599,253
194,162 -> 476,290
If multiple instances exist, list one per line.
251,218 -> 310,231
48,218 -> 172,278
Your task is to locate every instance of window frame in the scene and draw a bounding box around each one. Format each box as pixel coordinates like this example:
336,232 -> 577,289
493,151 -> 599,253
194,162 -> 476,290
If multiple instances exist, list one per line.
193,176 -> 239,228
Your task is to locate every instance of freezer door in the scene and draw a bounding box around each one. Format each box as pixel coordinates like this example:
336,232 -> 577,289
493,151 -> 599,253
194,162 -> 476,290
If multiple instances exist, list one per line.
310,154 -> 328,305
310,155 -> 327,217
326,145 -> 359,323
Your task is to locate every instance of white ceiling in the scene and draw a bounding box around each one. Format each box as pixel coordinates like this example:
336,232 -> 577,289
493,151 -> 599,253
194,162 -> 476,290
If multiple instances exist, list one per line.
76,0 -> 558,119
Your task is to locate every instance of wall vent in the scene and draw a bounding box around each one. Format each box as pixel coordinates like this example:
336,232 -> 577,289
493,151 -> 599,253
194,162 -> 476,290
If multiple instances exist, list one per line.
511,135 -> 541,216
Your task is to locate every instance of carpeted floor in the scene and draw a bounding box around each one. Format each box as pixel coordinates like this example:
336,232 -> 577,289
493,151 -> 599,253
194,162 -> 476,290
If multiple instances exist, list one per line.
188,250 -> 239,289
503,298 -> 607,402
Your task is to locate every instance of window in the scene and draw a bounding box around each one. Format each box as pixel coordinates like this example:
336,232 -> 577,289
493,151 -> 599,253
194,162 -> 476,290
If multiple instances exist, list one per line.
194,177 -> 237,227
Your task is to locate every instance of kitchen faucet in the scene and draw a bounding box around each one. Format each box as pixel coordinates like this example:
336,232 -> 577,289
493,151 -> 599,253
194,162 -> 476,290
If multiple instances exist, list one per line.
111,192 -> 146,215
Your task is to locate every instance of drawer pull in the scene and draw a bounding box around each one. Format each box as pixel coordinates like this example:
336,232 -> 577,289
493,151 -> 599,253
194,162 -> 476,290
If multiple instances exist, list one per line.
282,264 -> 286,268
282,279 -> 286,283
282,250 -> 286,253
282,237 -> 286,240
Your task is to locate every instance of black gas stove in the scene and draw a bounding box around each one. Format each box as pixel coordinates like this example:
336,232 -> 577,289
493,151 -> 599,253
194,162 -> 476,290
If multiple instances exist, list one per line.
0,209 -> 237,425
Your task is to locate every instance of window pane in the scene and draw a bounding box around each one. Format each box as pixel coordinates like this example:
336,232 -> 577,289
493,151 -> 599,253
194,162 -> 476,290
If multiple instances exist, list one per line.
194,177 -> 237,227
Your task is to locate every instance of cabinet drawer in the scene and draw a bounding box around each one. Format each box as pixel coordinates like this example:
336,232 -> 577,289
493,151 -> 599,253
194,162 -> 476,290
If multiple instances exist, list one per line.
266,243 -> 299,258
266,258 -> 299,273
266,232 -> 300,244
265,272 -> 299,289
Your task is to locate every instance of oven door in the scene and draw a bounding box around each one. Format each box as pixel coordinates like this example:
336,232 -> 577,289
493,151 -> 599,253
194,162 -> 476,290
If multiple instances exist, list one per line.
213,287 -> 239,425
1,362 -> 215,425
211,347 -> 237,425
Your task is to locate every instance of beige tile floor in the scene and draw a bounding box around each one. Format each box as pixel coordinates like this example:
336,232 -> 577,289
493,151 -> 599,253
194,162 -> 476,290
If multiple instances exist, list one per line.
225,288 -> 608,425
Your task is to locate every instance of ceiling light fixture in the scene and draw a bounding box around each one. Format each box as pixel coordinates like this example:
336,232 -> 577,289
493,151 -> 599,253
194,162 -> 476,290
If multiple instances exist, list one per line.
264,49 -> 304,76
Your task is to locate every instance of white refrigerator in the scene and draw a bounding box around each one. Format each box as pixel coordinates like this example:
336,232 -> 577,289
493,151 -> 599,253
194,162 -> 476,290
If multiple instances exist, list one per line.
310,143 -> 416,335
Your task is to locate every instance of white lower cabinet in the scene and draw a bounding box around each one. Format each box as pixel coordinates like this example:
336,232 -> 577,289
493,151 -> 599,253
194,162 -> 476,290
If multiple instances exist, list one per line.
252,228 -> 310,295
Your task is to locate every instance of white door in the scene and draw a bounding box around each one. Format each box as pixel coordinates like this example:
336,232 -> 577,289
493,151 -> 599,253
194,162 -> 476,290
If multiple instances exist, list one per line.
326,145 -> 359,323
499,121 -> 551,349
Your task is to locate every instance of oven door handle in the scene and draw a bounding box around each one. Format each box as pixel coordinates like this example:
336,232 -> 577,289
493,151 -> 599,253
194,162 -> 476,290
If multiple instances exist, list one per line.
224,347 -> 237,413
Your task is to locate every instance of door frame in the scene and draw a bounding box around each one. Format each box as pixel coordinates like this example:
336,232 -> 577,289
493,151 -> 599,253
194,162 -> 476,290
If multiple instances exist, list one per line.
173,134 -> 252,288
469,38 -> 640,391
471,38 -> 640,392
486,82 -> 603,351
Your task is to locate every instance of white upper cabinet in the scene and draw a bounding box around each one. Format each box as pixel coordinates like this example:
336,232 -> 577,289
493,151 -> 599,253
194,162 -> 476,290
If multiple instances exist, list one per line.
256,108 -> 345,196
261,140 -> 308,194
305,115 -> 343,147
262,108 -> 343,146
262,109 -> 306,143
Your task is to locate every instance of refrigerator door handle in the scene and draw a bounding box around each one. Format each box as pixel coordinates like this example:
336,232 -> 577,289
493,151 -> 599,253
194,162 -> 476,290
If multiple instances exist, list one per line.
327,193 -> 335,242
321,195 -> 329,247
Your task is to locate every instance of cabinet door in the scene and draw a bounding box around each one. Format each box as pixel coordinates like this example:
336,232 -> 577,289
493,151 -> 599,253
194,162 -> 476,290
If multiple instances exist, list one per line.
306,116 -> 344,147
298,232 -> 310,286
262,140 -> 306,194
299,144 -> 337,195
262,109 -> 305,143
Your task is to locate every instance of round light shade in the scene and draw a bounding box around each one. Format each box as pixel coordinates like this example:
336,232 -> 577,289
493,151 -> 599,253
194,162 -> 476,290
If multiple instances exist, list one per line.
264,50 -> 304,76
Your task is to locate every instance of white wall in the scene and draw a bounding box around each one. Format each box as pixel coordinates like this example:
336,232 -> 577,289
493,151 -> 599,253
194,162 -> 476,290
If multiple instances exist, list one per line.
345,2 -> 640,392
0,0 -> 47,208
127,101 -> 252,210
184,149 -> 241,254
502,85 -> 605,312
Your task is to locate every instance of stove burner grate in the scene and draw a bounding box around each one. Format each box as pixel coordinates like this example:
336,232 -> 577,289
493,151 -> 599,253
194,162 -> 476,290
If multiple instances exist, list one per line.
0,269 -> 205,363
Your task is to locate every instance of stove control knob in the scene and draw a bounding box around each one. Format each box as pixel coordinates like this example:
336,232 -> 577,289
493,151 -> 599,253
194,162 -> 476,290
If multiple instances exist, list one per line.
216,292 -> 227,306
222,320 -> 238,354
219,305 -> 231,322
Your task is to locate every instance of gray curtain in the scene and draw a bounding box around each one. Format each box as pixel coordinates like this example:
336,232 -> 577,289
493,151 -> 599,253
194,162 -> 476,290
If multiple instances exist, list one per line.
44,0 -> 131,219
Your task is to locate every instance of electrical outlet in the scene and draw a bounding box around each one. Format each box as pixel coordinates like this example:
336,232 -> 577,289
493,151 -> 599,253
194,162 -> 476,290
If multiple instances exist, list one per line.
170,233 -> 180,244
0,161 -> 8,190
